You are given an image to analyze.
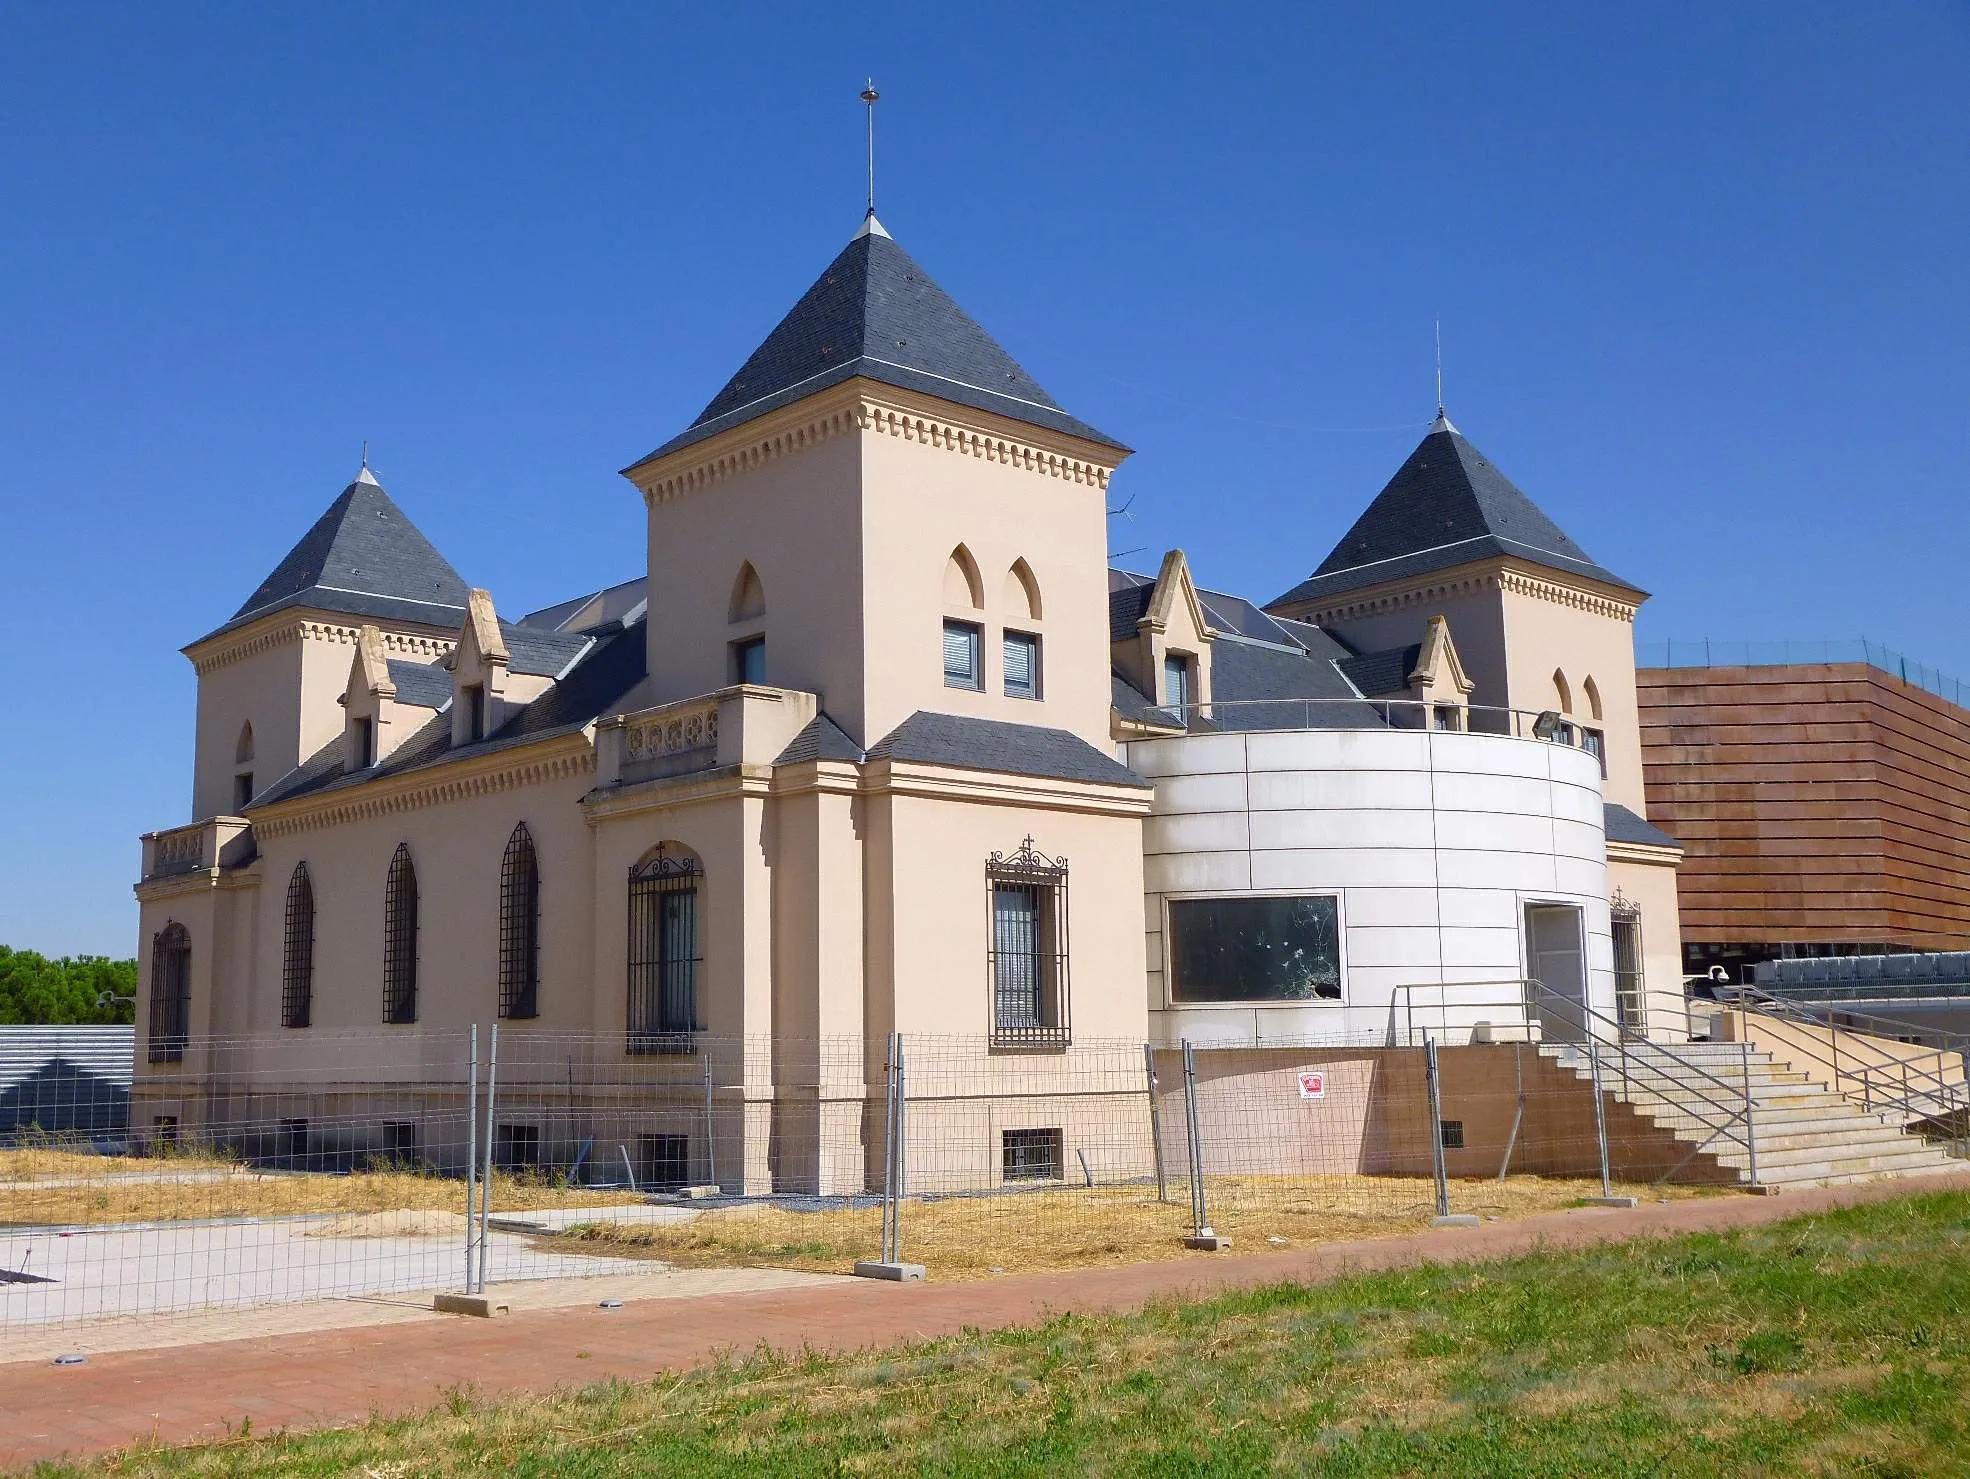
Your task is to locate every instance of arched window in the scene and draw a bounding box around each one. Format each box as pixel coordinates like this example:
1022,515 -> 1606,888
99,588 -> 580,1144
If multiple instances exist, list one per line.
1004,558 -> 1042,620
499,823 -> 541,1020
235,723 -> 255,765
728,562 -> 766,623
1583,675 -> 1603,721
1552,669 -> 1573,715
282,863 -> 315,1029
383,844 -> 419,1024
944,544 -> 983,609
148,922 -> 191,1063
233,722 -> 256,812
627,844 -> 702,1054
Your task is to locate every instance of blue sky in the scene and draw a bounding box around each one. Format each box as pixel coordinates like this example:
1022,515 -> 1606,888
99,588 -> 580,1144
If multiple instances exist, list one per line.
3,3 -> 1966,955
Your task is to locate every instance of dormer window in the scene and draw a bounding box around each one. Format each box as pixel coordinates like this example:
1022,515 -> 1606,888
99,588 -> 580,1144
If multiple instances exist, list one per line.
233,772 -> 255,810
462,683 -> 486,742
353,716 -> 375,771
732,635 -> 767,685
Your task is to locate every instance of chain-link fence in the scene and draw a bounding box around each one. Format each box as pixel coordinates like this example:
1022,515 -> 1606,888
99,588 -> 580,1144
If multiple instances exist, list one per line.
4,1017 -> 1762,1334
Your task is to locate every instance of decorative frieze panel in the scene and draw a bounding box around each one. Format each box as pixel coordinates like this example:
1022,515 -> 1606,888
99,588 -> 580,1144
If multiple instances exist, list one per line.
624,700 -> 719,763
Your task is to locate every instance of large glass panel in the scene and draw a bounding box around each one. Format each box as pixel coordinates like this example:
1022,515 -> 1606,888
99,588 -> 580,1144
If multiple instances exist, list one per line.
993,883 -> 1044,1027
1168,895 -> 1340,1003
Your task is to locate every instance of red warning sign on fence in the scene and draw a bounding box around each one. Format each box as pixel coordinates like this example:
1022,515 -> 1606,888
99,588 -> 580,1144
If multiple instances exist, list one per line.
1297,1070 -> 1326,1100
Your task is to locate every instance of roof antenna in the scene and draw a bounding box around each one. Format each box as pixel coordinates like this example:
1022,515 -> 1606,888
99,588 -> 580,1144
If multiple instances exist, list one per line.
861,79 -> 880,218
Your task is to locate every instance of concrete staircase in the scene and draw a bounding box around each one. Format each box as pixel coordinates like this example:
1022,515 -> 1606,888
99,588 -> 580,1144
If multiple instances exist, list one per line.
1540,1039 -> 1961,1190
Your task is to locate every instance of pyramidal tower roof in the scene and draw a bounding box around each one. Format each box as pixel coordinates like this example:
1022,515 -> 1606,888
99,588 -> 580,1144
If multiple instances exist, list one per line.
629,215 -> 1126,468
194,467 -> 471,645
1270,420 -> 1644,609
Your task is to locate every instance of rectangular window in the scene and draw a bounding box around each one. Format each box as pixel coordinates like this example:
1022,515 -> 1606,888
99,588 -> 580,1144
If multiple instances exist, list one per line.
987,841 -> 1070,1048
1439,1120 -> 1466,1150
1168,895 -> 1342,1003
732,636 -> 766,685
463,683 -> 485,741
494,1123 -> 541,1172
628,854 -> 703,1054
151,1115 -> 179,1148
352,716 -> 374,770
1003,631 -> 1040,699
636,1132 -> 691,1191
1432,705 -> 1463,732
1002,1127 -> 1064,1182
943,620 -> 981,689
1163,653 -> 1192,714
382,1122 -> 418,1163
1581,727 -> 1606,775
279,1118 -> 309,1165
1612,908 -> 1645,1036
232,772 -> 254,811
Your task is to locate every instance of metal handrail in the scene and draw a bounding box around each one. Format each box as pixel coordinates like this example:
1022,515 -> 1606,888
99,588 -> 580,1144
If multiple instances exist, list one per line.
1730,986 -> 1968,1123
1724,983 -> 1970,1056
1388,979 -> 1761,1183
1149,696 -> 1603,745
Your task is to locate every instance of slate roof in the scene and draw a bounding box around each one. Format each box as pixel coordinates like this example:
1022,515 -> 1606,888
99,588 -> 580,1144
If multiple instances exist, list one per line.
867,711 -> 1149,789
518,576 -> 648,636
385,659 -> 453,710
1335,645 -> 1421,698
200,470 -> 470,645
631,218 -> 1125,467
773,714 -> 865,765
256,623 -> 648,809
500,623 -> 592,678
1271,421 -> 1644,609
1108,582 -> 1154,642
1604,803 -> 1681,851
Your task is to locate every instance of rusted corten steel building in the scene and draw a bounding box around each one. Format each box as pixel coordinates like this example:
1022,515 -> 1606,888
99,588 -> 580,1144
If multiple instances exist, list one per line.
1638,642 -> 1970,980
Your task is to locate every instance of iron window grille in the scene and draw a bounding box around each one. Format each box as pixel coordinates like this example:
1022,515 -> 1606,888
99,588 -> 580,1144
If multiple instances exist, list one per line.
987,837 -> 1070,1049
382,843 -> 419,1024
1611,896 -> 1646,1038
282,863 -> 315,1028
147,921 -> 190,1063
627,849 -> 703,1054
1002,1127 -> 1064,1181
499,823 -> 541,1019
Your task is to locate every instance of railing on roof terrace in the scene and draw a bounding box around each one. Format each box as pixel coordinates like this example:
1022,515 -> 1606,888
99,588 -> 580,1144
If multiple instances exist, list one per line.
1637,639 -> 1970,710
1143,696 -> 1600,747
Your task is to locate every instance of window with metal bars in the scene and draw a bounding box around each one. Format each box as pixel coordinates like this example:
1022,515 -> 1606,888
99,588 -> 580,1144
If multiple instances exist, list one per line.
1612,902 -> 1646,1037
147,921 -> 190,1063
282,863 -> 314,1028
987,837 -> 1070,1049
627,848 -> 702,1054
382,843 -> 419,1024
499,823 -> 541,1019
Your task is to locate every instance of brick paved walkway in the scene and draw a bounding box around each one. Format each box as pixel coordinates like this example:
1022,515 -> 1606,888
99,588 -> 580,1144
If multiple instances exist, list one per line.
5,1170 -> 1966,1471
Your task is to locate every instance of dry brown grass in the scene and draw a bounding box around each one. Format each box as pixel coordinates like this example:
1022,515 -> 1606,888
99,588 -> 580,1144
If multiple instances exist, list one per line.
0,1149 -> 642,1226
556,1174 -> 1709,1280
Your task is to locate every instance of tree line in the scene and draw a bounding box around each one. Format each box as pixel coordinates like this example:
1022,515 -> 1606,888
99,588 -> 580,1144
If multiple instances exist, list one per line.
0,946 -> 138,1025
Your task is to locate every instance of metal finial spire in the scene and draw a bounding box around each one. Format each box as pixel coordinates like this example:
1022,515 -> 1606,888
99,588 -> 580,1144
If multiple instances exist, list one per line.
361,438 -> 370,470
355,440 -> 380,486
860,79 -> 880,217
1434,318 -> 1443,420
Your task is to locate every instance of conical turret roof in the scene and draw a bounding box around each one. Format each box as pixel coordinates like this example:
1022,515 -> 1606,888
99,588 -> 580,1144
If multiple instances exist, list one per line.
194,467 -> 470,645
1270,421 -> 1643,608
629,215 -> 1125,468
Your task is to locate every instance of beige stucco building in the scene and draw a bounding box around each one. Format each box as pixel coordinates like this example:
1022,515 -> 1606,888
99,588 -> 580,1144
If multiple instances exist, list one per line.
133,210 -> 1684,1192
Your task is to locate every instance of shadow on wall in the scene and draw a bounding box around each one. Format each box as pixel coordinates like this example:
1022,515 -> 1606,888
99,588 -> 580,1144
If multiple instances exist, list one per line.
0,1060 -> 131,1137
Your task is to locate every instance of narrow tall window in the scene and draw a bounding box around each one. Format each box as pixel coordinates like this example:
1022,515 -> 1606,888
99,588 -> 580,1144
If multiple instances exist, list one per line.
732,635 -> 767,685
463,683 -> 486,742
233,772 -> 255,811
943,620 -> 981,690
282,863 -> 315,1028
627,848 -> 702,1054
987,838 -> 1070,1048
383,843 -> 419,1024
352,716 -> 375,770
1003,631 -> 1041,700
499,823 -> 541,1020
1612,905 -> 1645,1037
1582,727 -> 1607,776
147,922 -> 191,1064
1164,653 -> 1192,714
233,721 -> 255,811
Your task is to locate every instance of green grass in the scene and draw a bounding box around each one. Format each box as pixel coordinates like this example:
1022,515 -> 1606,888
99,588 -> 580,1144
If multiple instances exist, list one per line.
36,1190 -> 1970,1477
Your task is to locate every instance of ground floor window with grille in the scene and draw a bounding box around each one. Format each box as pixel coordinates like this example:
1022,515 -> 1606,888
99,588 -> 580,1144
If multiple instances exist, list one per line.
1167,895 -> 1341,1003
494,1123 -> 541,1172
148,922 -> 191,1063
637,1133 -> 690,1190
987,838 -> 1070,1048
1612,902 -> 1645,1035
628,848 -> 703,1054
1003,1127 -> 1064,1181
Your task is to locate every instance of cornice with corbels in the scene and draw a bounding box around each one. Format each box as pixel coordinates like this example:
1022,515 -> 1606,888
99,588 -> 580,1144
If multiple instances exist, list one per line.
1290,563 -> 1638,627
190,616 -> 455,677
251,743 -> 592,840
635,386 -> 1116,506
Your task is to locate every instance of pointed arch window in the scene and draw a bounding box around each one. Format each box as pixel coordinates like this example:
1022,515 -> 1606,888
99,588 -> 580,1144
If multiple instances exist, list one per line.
282,863 -> 315,1028
499,823 -> 541,1020
383,844 -> 419,1024
148,922 -> 191,1063
233,722 -> 256,812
